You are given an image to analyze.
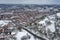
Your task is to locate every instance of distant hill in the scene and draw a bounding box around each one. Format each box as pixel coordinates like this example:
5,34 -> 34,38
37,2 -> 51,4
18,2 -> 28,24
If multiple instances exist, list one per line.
0,4 -> 60,9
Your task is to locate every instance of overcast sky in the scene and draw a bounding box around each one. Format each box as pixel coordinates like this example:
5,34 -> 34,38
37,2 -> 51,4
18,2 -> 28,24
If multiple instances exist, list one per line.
0,0 -> 60,4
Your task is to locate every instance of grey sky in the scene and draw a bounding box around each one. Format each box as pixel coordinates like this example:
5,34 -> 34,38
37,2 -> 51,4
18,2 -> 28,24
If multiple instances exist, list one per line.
0,0 -> 60,4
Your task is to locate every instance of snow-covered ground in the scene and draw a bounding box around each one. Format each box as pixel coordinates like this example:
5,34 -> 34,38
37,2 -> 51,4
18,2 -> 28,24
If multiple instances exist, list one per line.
56,13 -> 60,17
0,20 -> 12,27
38,16 -> 55,33
38,13 -> 60,33
15,29 -> 35,40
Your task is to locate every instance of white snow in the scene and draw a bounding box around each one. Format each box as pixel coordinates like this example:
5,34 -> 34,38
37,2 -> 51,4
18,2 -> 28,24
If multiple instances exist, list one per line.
0,20 -> 12,27
28,33 -> 35,40
15,30 -> 27,40
11,31 -> 16,35
38,21 -> 45,25
46,23 -> 55,32
38,17 -> 48,26
38,16 -> 55,32
15,29 -> 35,40
56,13 -> 60,17
48,15 -> 55,21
